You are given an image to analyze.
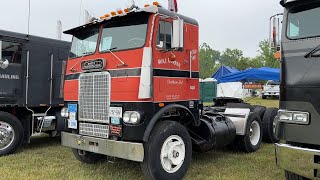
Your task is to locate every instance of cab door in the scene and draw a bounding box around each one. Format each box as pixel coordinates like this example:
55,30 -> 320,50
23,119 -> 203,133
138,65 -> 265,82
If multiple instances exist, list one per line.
152,18 -> 193,102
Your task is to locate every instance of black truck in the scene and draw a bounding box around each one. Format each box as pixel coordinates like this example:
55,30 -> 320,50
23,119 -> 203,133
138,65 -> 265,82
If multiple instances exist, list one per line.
0,30 -> 70,156
274,0 -> 320,179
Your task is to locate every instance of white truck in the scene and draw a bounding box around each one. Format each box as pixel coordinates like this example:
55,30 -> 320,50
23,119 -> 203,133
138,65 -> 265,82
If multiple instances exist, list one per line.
261,81 -> 280,99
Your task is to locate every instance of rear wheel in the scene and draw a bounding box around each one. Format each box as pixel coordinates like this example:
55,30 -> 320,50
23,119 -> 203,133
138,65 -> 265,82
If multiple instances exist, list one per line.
72,149 -> 106,164
252,105 -> 266,120
142,121 -> 192,180
0,112 -> 24,156
262,95 -> 267,99
262,108 -> 279,143
285,171 -> 309,180
236,113 -> 263,153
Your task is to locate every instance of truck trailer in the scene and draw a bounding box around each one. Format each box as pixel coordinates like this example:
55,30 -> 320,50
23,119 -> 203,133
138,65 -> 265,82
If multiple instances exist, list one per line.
0,30 -> 70,156
60,2 -> 277,179
274,0 -> 320,179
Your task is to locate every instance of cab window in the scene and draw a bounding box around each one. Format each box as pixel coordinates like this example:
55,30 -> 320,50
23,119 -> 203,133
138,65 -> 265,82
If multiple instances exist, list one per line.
156,21 -> 173,50
0,41 -> 23,64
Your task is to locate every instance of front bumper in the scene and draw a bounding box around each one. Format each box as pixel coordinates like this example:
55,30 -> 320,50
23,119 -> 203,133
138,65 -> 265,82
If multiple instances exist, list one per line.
61,132 -> 144,162
275,143 -> 320,179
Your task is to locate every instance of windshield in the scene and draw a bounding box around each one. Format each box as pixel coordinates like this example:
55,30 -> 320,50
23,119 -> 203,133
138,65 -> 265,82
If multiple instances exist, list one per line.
99,13 -> 149,52
287,2 -> 320,39
69,27 -> 99,58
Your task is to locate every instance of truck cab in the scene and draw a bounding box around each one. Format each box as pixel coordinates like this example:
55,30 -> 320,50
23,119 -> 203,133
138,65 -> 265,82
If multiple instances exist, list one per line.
61,3 -> 266,179
275,0 -> 320,179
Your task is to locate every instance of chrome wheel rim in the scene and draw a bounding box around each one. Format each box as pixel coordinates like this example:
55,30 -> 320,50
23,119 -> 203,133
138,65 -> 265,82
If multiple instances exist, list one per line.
0,121 -> 15,151
160,135 -> 185,173
249,121 -> 260,146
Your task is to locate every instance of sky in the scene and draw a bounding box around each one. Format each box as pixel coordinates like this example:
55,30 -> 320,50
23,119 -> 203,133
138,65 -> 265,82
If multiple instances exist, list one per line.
0,0 -> 283,57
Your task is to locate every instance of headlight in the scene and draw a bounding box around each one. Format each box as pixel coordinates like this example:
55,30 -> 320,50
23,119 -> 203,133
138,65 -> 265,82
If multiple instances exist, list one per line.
278,110 -> 309,124
123,111 -> 142,124
61,107 -> 69,118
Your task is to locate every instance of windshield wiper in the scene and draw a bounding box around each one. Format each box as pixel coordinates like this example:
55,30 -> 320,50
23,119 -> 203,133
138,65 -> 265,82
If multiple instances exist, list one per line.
305,44 -> 320,58
107,47 -> 127,67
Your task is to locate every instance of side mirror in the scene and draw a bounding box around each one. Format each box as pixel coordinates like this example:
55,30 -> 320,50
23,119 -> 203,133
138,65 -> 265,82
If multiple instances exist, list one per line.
269,14 -> 282,50
172,19 -> 184,49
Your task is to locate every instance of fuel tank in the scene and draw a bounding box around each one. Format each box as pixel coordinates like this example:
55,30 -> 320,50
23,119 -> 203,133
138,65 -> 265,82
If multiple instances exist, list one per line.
189,114 -> 236,152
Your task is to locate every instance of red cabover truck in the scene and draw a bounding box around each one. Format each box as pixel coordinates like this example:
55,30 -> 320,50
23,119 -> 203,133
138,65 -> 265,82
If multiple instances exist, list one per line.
61,2 -> 268,179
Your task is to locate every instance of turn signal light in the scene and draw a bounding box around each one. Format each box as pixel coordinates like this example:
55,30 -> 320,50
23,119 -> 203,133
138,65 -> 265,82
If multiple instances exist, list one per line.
111,11 -> 117,16
159,103 -> 165,107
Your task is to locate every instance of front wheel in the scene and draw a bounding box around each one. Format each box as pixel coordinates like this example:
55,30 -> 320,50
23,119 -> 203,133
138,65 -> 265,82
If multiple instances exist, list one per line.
142,121 -> 192,180
0,112 -> 24,156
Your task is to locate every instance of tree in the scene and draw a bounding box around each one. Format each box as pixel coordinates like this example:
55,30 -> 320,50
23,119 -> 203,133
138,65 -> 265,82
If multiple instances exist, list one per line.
199,43 -> 221,79
256,40 -> 280,68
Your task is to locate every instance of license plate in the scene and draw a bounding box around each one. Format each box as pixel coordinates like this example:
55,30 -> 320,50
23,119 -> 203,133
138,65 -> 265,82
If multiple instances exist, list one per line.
109,107 -> 123,118
69,112 -> 76,120
111,117 -> 121,125
68,119 -> 77,129
68,104 -> 77,113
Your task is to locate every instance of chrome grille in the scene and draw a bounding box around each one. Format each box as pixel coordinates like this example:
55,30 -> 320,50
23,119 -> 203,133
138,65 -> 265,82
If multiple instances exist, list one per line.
79,72 -> 111,123
79,123 -> 109,138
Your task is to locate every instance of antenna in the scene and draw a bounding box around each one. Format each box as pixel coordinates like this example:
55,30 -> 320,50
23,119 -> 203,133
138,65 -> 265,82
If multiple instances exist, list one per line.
27,0 -> 31,37
84,10 -> 92,24
79,0 -> 84,25
56,20 -> 62,40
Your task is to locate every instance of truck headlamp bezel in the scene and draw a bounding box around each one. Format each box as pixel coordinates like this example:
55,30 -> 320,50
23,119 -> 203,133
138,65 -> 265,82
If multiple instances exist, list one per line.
277,110 -> 309,125
123,111 -> 142,124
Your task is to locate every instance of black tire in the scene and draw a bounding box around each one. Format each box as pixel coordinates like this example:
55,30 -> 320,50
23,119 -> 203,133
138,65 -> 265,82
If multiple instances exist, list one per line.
252,105 -> 267,120
0,112 -> 24,156
72,149 -> 106,164
285,171 -> 309,180
236,113 -> 263,153
263,108 -> 280,143
262,95 -> 267,99
142,121 -> 192,180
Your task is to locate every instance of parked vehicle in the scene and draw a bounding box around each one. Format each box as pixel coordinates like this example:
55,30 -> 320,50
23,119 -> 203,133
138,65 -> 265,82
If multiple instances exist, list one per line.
60,2 -> 277,179
261,80 -> 280,99
274,0 -> 320,179
0,30 -> 70,156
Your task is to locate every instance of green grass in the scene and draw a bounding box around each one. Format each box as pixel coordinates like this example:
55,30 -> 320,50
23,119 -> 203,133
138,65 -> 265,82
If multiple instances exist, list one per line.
0,98 -> 283,180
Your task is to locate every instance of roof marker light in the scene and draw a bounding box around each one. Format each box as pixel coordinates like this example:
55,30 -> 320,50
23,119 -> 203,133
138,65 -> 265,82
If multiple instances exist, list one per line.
153,2 -> 160,6
111,11 -> 117,16
124,8 -> 130,13
104,14 -> 111,18
117,9 -> 124,15
100,16 -> 105,20
144,4 -> 150,8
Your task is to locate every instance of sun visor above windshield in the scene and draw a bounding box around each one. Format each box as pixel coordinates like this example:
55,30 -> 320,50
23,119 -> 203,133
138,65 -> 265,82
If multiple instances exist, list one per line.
281,0 -> 319,7
64,6 -> 159,35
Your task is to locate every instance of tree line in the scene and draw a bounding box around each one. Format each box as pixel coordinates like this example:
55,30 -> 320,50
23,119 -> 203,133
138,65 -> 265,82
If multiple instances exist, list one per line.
199,40 -> 280,79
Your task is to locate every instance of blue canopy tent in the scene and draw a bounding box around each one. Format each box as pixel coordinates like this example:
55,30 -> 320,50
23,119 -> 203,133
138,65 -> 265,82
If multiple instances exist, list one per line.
211,66 -> 240,82
218,67 -> 280,83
